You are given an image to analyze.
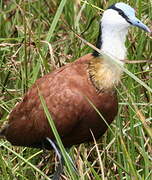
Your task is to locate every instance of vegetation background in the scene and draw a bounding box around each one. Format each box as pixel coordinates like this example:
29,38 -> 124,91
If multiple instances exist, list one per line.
0,0 -> 151,179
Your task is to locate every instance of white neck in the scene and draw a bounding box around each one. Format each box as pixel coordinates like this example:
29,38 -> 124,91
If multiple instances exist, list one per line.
101,27 -> 128,60
90,9 -> 131,89
98,9 -> 130,61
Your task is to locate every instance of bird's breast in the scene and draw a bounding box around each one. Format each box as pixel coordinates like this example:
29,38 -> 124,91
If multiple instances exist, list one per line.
88,57 -> 123,91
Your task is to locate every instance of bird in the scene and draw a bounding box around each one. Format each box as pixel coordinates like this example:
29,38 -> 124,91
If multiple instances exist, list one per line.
0,1 -> 151,177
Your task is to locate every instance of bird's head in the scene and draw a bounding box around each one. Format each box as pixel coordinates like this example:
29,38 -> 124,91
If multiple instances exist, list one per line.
102,2 -> 151,33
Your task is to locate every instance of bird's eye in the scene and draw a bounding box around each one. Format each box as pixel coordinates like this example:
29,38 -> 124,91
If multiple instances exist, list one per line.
118,11 -> 124,16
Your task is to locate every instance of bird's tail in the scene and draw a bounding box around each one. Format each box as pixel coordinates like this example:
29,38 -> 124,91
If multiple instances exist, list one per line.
0,122 -> 8,139
0,130 -> 5,138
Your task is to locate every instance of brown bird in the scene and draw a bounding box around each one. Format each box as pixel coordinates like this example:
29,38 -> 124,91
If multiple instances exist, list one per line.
0,2 -> 151,177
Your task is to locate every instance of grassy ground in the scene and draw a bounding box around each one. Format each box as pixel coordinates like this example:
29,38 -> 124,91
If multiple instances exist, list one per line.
0,0 -> 152,179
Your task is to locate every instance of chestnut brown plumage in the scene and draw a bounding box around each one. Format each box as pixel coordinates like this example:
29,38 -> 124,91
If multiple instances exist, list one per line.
1,54 -> 118,149
0,2 -> 150,151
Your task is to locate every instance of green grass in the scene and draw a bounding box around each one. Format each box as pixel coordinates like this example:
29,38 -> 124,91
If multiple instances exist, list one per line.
0,0 -> 152,179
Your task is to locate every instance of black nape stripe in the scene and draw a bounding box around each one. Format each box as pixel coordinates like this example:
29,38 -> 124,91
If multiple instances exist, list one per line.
108,4 -> 132,25
92,22 -> 102,57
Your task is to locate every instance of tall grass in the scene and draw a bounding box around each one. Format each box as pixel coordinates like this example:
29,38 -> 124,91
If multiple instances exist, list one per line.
0,0 -> 152,179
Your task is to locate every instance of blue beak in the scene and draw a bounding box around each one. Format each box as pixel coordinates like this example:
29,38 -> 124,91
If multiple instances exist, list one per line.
129,17 -> 151,33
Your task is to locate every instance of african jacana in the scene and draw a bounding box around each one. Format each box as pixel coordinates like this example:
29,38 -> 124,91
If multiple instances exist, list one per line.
0,2 -> 151,178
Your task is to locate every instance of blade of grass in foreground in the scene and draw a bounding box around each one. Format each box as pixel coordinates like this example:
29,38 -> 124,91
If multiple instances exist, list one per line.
45,0 -> 67,43
38,89 -> 79,180
119,136 -> 141,179
41,0 -> 67,72
0,142 -> 51,180
74,33 -> 152,93
84,95 -> 115,135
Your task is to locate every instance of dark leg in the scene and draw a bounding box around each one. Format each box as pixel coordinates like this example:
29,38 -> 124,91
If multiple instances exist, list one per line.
46,137 -> 78,179
46,137 -> 64,180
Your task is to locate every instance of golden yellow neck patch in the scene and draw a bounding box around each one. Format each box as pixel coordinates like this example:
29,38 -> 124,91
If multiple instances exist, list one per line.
88,57 -> 123,91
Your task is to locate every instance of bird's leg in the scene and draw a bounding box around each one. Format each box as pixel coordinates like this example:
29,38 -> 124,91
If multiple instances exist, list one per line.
46,137 -> 64,180
46,137 -> 78,179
